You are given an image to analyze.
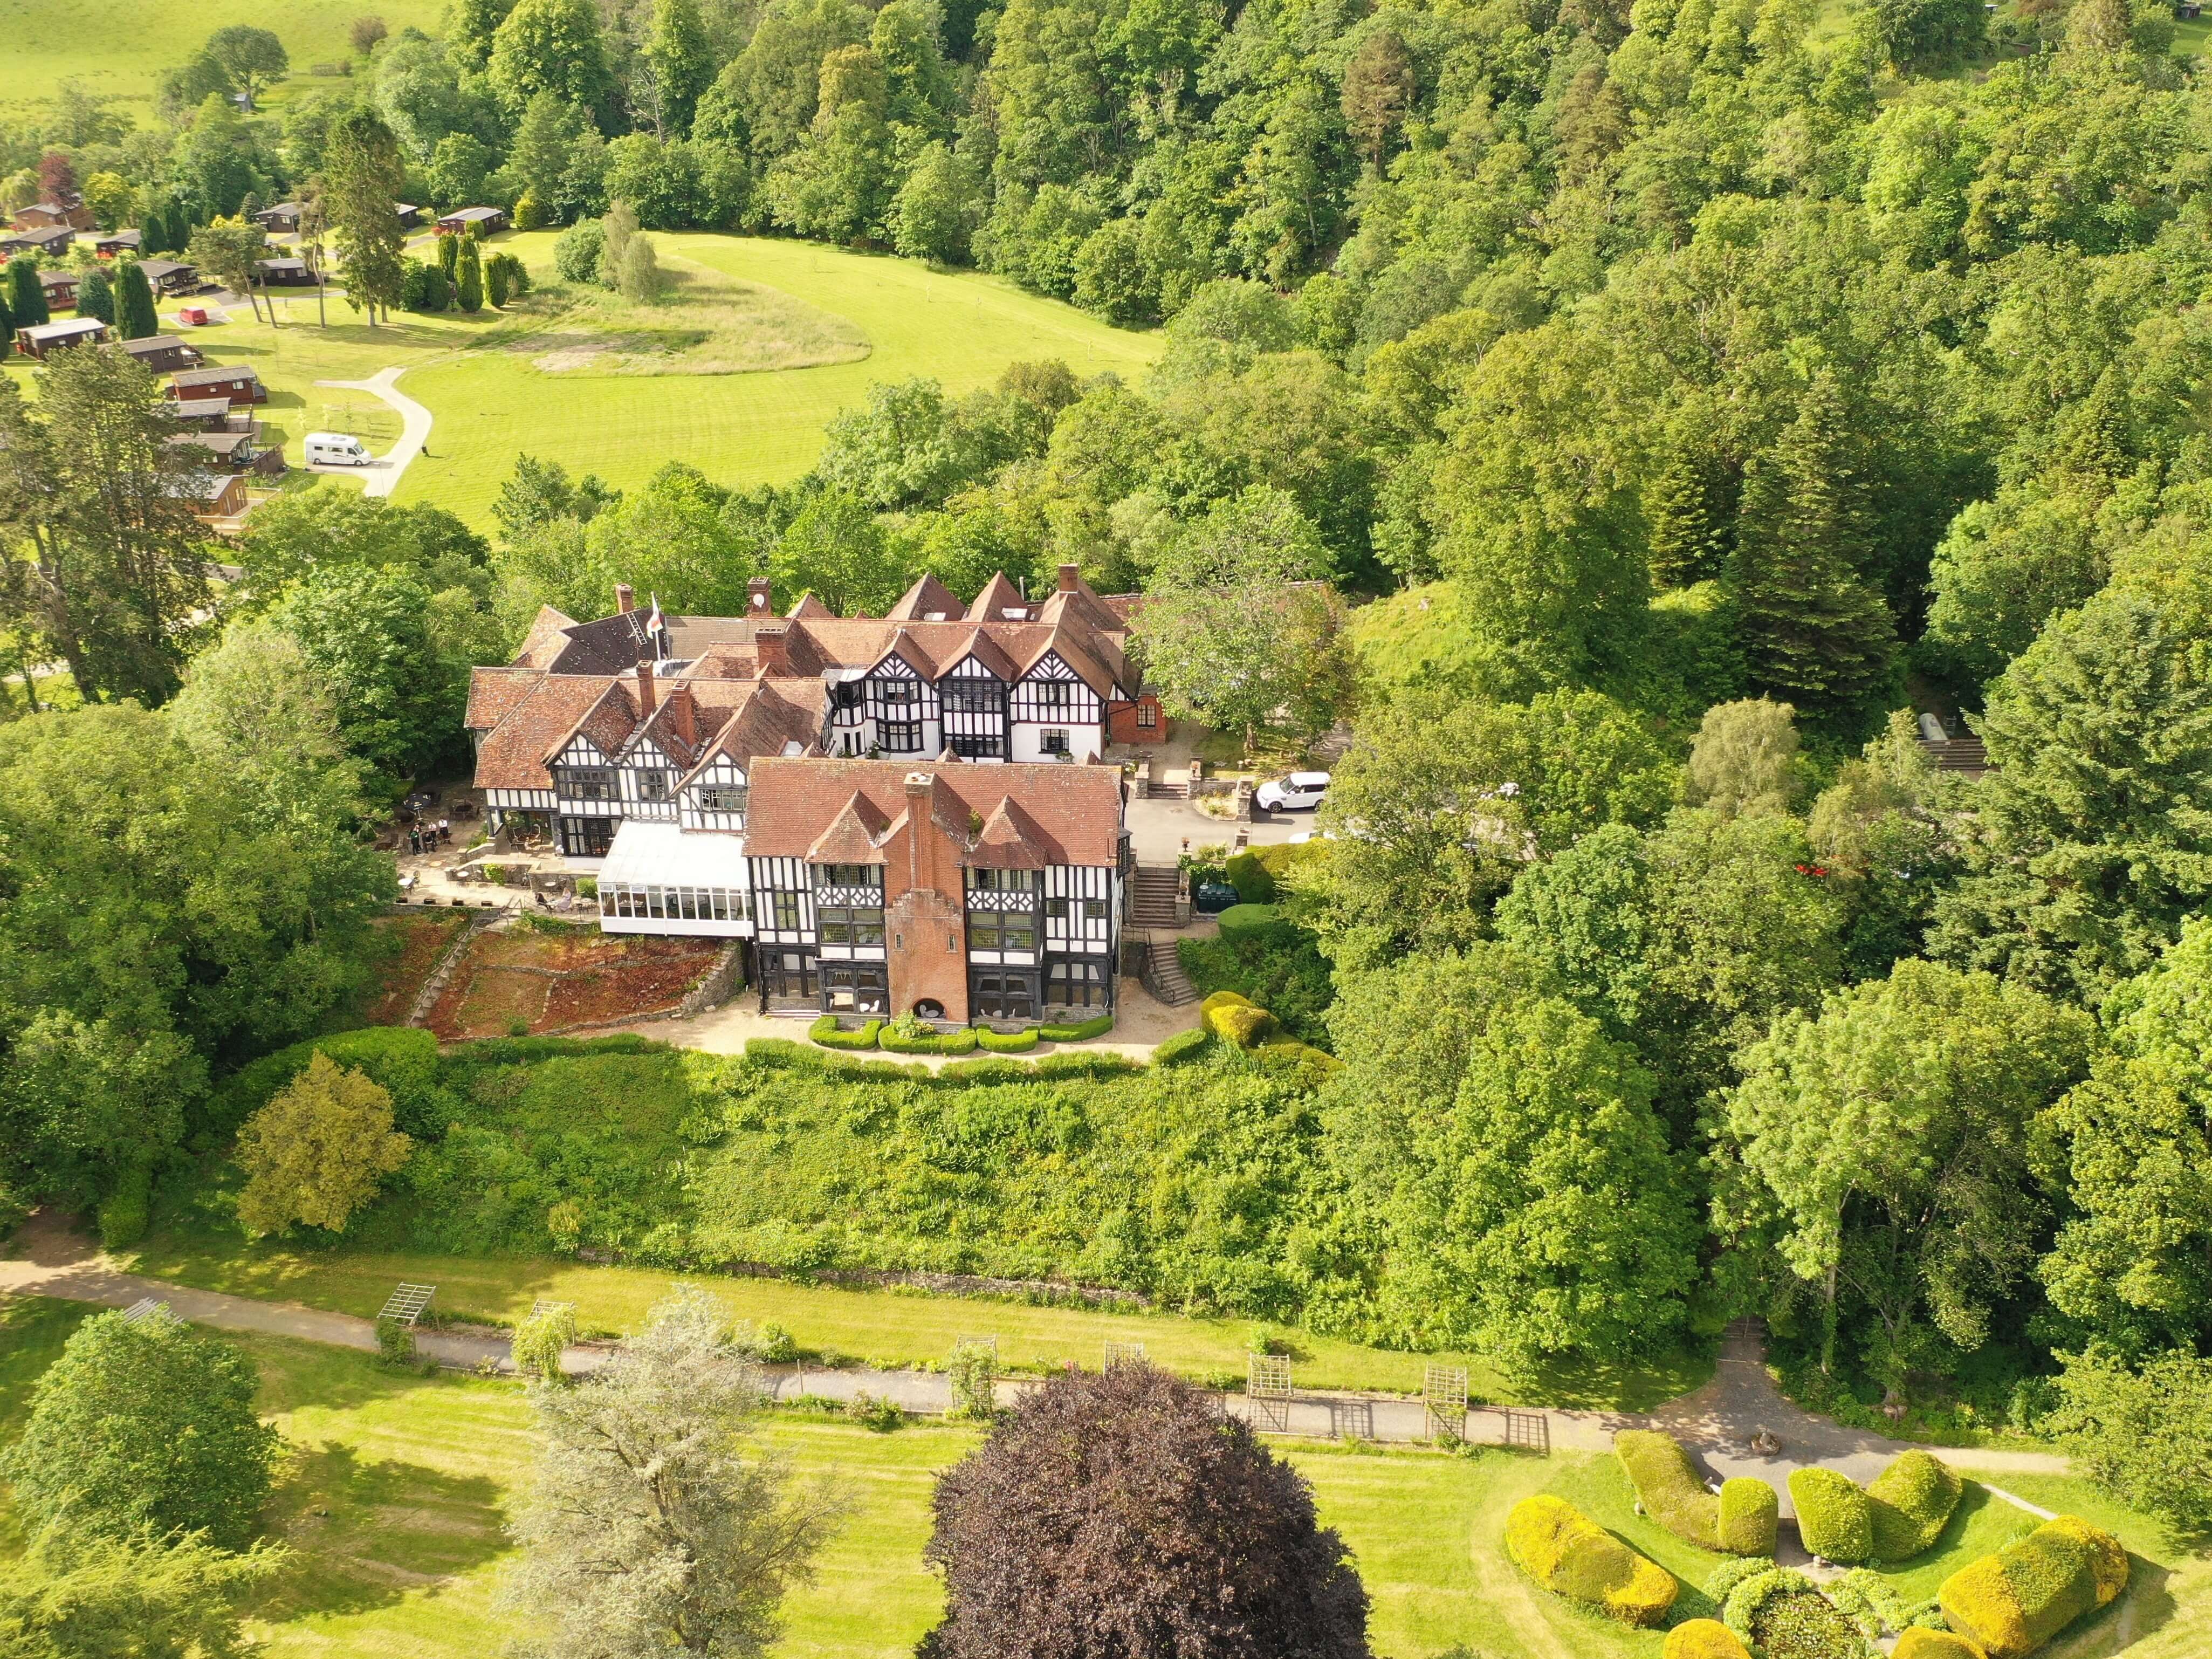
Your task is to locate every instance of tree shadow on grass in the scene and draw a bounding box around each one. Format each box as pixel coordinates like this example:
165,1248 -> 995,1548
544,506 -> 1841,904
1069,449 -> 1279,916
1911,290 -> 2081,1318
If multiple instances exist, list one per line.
256,1439 -> 510,1621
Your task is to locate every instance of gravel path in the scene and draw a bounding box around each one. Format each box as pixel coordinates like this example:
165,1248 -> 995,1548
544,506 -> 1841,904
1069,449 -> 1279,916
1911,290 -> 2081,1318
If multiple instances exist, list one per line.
0,1214 -> 2069,1478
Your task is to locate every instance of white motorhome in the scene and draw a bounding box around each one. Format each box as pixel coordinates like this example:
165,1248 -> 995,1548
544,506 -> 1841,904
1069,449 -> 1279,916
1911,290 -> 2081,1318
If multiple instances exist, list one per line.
305,432 -> 372,467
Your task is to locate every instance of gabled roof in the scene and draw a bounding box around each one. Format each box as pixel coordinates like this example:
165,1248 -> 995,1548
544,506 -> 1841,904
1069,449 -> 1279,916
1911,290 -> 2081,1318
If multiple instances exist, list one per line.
513,605 -> 579,669
873,627 -> 938,678
967,572 -> 1029,621
807,791 -> 894,863
172,364 -> 259,389
469,674 -> 619,790
744,758 -> 1123,866
465,666 -> 546,731
560,680 -> 641,763
788,592 -> 834,619
886,572 -> 963,622
969,797 -> 1052,869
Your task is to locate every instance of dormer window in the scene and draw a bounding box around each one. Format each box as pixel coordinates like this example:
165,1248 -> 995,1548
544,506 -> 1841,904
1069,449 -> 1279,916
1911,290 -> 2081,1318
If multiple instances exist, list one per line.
924,609 -> 947,621
1000,606 -> 1027,620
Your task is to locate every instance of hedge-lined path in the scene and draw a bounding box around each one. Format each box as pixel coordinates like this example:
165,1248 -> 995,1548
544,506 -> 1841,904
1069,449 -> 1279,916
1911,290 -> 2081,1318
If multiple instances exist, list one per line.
0,1214 -> 2067,1477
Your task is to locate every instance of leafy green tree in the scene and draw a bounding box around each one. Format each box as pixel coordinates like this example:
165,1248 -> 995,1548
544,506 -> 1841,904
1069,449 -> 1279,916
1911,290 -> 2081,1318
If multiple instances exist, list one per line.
0,1526 -> 281,1659
3,1308 -> 279,1552
771,489 -> 908,614
456,236 -> 486,312
204,25 -> 288,108
1928,587 -> 2212,1000
169,95 -> 273,218
232,486 -> 492,602
1072,220 -> 1153,325
814,378 -> 997,510
187,217 -> 270,321
513,1301 -> 578,1382
1873,0 -> 1987,72
426,132 -> 496,210
1719,960 -> 2091,1386
1924,485 -> 2105,693
1808,711 -> 1965,979
1685,697 -> 1804,820
236,1052 -> 413,1236
450,0 -> 519,67
1728,374 -> 1897,729
489,0 -> 615,124
168,618 -> 369,829
713,0 -> 871,166
890,142 -> 980,263
2045,1350 -> 2212,1536
0,349 -> 210,707
324,108 -> 409,325
501,1288 -> 842,1657
493,454 -> 620,542
270,565 -> 466,777
644,0 -> 716,136
763,45 -> 895,243
115,259 -> 160,339
73,266 -> 115,327
2036,918 -> 2212,1355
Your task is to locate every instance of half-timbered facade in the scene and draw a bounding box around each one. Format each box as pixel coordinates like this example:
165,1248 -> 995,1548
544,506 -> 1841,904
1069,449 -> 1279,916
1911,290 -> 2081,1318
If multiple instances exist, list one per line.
465,569 -> 1148,1021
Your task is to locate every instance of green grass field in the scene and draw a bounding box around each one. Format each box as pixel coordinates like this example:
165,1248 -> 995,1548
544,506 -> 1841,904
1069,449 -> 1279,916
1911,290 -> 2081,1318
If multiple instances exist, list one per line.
120,1228 -> 1708,1409
4,233 -> 1158,529
4,1295 -> 2201,1659
0,8 -> 445,121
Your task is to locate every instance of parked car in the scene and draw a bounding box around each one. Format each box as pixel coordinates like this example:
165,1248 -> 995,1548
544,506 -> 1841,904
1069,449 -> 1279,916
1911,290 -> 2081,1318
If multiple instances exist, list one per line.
1256,771 -> 1331,812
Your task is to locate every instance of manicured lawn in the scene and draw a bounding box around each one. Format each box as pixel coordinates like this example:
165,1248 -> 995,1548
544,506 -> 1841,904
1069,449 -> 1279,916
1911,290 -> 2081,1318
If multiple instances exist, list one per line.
0,7 -> 443,119
6,234 -> 1159,531
121,1229 -> 1709,1408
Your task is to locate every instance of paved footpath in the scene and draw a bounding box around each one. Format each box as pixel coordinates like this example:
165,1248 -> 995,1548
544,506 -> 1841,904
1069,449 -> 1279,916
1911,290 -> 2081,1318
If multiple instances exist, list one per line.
0,1215 -> 2066,1497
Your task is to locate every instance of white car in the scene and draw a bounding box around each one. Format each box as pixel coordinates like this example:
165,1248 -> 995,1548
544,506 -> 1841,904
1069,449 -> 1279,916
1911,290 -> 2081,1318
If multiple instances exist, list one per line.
1256,771 -> 1330,812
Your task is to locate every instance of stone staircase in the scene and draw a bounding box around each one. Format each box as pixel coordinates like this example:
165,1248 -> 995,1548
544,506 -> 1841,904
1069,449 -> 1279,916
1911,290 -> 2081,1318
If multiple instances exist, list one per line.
1148,774 -> 1190,800
1131,865 -> 1182,928
1145,941 -> 1198,1006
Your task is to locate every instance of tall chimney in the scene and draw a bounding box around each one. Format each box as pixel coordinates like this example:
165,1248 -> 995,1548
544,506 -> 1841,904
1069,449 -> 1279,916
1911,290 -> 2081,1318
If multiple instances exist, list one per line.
754,620 -> 790,678
748,575 -> 772,614
636,659 -> 656,712
615,581 -> 635,614
667,685 -> 697,747
905,772 -> 937,899
1057,563 -> 1080,594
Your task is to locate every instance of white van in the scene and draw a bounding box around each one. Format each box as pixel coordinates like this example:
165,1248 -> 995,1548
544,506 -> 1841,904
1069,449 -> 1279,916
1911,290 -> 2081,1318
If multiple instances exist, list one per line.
305,432 -> 373,467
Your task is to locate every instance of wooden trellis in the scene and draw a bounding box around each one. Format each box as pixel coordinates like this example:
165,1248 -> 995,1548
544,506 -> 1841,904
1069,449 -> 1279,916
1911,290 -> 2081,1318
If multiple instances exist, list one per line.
120,1297 -> 169,1325
530,1298 -> 575,1319
379,1283 -> 436,1326
1103,1339 -> 1148,1370
1423,1363 -> 1468,1441
953,1334 -> 998,1360
1247,1355 -> 1293,1432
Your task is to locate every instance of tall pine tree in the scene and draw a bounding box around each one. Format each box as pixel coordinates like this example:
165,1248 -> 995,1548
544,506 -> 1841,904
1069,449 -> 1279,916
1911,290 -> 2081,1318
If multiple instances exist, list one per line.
322,110 -> 408,326
1645,413 -> 1726,589
8,259 -> 51,328
116,261 -> 160,339
1729,373 -> 1896,726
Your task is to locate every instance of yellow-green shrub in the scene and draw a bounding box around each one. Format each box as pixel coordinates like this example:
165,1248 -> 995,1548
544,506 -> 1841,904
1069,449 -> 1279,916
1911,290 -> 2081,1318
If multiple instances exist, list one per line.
1199,990 -> 1252,1017
1938,1514 -> 2128,1659
1790,1466 -> 1875,1562
1615,1429 -> 1720,1549
1206,1001 -> 1276,1047
1505,1495 -> 1678,1627
1868,1450 -> 1963,1561
1719,1476 -> 1780,1556
1894,1630 -> 1986,1659
1664,1620 -> 1751,1659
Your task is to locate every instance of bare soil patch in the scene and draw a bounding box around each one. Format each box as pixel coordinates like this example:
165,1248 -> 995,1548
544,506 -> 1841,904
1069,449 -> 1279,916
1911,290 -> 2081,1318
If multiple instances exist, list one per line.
360,911 -> 469,1025
427,927 -> 722,1039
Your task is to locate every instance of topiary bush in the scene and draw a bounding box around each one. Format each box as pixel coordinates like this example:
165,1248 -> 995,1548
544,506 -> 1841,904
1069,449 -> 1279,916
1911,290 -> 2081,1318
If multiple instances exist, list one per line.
1723,1567 -> 1868,1659
1937,1514 -> 2128,1659
1207,1000 -> 1277,1047
1868,1450 -> 1963,1562
1893,1629 -> 1987,1659
1615,1429 -> 1720,1549
1199,989 -> 1253,1018
1251,1038 -> 1342,1087
1153,1027 -> 1212,1066
809,1015 -> 882,1051
1505,1494 -> 1678,1627
1706,1555 -> 1778,1602
977,1026 -> 1039,1053
1664,1619 -> 1752,1659
1719,1476 -> 1780,1556
1216,902 -> 1292,944
1790,1466 -> 1876,1563
1040,1012 -> 1114,1042
880,1017 -> 980,1055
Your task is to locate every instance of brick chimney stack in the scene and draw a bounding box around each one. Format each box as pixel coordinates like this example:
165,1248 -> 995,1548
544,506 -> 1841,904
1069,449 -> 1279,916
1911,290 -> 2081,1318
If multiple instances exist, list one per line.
636,659 -> 657,713
615,581 -> 635,614
748,575 -> 772,614
666,684 -> 697,747
754,620 -> 789,678
1057,563 -> 1080,593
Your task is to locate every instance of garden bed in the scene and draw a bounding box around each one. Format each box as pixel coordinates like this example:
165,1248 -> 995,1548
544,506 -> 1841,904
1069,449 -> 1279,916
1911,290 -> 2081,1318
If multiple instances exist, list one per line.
425,928 -> 722,1040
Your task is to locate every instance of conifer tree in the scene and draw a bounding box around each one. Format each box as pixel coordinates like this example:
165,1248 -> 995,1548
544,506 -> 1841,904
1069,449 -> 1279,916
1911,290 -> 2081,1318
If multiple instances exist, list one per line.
0,284 -> 12,360
1645,422 -> 1723,589
323,108 -> 408,326
8,259 -> 51,328
437,227 -> 461,280
1728,373 -> 1896,724
455,237 -> 485,312
75,265 -> 116,326
116,260 -> 160,339
487,250 -> 511,307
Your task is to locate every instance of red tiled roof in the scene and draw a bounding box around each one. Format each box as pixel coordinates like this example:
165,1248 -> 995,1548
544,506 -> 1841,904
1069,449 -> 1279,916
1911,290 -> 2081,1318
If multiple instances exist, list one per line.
744,758 -> 1122,866
470,675 -> 623,791
885,572 -> 963,621
967,572 -> 1029,621
807,791 -> 894,863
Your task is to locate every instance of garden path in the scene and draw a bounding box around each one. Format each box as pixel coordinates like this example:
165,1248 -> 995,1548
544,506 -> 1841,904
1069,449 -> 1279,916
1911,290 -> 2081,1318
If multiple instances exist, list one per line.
311,365 -> 431,497
0,1214 -> 2068,1483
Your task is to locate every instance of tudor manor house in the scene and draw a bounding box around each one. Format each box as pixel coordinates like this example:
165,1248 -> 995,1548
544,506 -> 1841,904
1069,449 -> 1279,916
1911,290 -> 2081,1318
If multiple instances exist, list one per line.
465,566 -> 1170,1025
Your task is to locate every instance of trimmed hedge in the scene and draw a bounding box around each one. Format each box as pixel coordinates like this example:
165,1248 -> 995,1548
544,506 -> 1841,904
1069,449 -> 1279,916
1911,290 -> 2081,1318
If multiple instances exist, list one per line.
1938,1515 -> 2127,1659
1199,989 -> 1253,1017
1790,1466 -> 1876,1563
1252,1038 -> 1342,1086
1040,1012 -> 1114,1042
1868,1451 -> 1963,1562
809,1016 -> 881,1051
1153,1027 -> 1213,1066
977,1026 -> 1039,1053
1894,1630 -> 1987,1659
1216,902 -> 1290,944
1207,1002 -> 1277,1047
1664,1620 -> 1752,1659
1719,1476 -> 1780,1557
1705,1556 -> 1778,1602
881,1025 -> 980,1056
1723,1567 -> 1866,1659
1505,1495 -> 1678,1627
1615,1430 -> 1721,1550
